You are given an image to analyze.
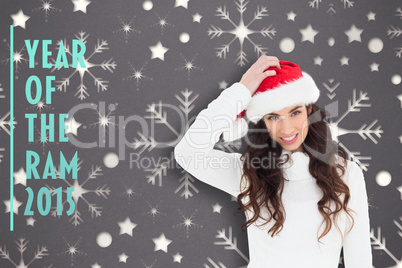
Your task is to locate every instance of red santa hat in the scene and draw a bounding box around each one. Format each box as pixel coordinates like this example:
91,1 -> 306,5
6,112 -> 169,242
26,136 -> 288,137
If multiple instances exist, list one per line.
222,60 -> 320,142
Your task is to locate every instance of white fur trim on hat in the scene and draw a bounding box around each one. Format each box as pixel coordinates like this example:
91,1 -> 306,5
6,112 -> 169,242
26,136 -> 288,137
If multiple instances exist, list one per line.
245,71 -> 320,124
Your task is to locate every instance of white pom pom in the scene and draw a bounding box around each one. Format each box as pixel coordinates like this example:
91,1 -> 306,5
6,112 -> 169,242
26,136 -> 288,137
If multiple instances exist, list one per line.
222,118 -> 249,142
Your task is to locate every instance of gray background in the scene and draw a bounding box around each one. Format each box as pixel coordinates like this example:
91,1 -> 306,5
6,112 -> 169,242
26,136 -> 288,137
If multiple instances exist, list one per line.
0,0 -> 401,267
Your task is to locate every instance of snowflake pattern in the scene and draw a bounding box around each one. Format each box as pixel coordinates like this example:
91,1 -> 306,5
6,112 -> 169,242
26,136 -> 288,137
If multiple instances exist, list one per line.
2,39 -> 28,75
113,16 -> 140,43
174,53 -> 203,80
50,31 -> 117,100
172,209 -> 202,238
387,7 -> 402,58
371,220 -> 402,267
327,89 -> 383,171
31,0 -> 61,22
57,237 -> 86,265
213,226 -> 249,265
0,237 -> 52,268
207,0 -> 275,66
132,88 -> 200,194
152,9 -> 174,34
45,158 -> 110,226
142,201 -> 166,224
29,125 -> 59,155
125,61 -> 153,91
0,111 -> 17,136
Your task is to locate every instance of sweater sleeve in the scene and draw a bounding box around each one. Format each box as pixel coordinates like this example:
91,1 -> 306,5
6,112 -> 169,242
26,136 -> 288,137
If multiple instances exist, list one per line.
174,82 -> 252,198
343,161 -> 373,268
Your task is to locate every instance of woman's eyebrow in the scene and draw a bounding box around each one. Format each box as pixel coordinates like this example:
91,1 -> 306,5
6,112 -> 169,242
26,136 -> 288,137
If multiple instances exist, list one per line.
267,106 -> 303,116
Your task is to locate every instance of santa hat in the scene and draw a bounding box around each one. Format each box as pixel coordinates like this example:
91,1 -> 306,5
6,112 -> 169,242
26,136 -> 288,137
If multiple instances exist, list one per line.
222,60 -> 320,142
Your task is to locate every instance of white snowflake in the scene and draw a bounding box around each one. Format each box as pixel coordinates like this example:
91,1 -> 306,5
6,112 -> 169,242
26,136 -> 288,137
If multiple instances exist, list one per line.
2,39 -> 28,76
371,223 -> 402,267
46,158 -> 110,226
50,31 -> 117,100
387,7 -> 402,58
31,0 -> 61,22
327,89 -> 383,171
172,209 -> 202,238
132,89 -> 199,194
152,9 -> 174,34
57,237 -> 86,265
142,201 -> 166,224
29,125 -> 58,155
0,111 -> 17,136
26,97 -> 54,114
207,0 -> 275,66
0,237 -> 52,268
213,226 -> 249,265
174,53 -> 203,80
125,61 -> 153,91
113,15 -> 140,43
85,102 -> 118,143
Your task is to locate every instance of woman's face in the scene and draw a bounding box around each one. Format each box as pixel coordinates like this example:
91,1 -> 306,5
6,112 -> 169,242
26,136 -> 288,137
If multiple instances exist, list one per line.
263,104 -> 312,153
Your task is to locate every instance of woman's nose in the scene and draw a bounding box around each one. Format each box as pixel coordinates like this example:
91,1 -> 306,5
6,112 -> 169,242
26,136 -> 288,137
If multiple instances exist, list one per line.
278,117 -> 295,134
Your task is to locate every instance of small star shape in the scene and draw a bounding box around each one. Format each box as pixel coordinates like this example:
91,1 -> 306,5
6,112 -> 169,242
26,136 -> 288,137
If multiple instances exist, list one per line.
367,11 -> 376,21
118,216 -> 137,236
14,167 -> 27,186
10,9 -> 30,29
313,56 -> 323,66
3,196 -> 23,215
219,80 -> 229,90
118,253 -> 129,263
65,116 -> 82,136
287,11 -> 297,21
212,203 -> 223,213
192,12 -> 202,23
72,0 -> 91,13
149,41 -> 169,61
300,24 -> 319,43
369,62 -> 379,72
173,252 -> 183,263
340,56 -> 350,66
91,263 -> 102,268
399,134 -> 402,143
344,24 -> 363,43
26,216 -> 36,226
152,233 -> 172,253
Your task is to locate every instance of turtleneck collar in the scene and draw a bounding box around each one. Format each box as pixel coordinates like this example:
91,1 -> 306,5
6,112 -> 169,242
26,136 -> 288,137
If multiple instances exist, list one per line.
279,149 -> 313,181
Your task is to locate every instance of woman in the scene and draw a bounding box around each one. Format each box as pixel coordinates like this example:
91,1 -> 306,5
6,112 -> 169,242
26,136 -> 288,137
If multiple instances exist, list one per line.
174,56 -> 372,268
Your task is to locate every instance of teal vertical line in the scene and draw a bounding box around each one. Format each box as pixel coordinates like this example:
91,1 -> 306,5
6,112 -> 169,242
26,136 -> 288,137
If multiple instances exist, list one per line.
10,25 -> 14,231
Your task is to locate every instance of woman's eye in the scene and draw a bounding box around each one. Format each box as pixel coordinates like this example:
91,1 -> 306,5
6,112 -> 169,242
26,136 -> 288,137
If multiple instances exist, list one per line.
292,111 -> 301,116
268,116 -> 277,121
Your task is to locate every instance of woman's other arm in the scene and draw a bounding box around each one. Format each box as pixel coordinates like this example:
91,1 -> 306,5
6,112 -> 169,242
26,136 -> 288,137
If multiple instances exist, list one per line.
343,161 -> 373,268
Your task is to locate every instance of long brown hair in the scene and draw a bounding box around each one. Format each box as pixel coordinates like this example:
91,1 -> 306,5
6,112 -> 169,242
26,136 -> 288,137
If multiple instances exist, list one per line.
234,103 -> 355,244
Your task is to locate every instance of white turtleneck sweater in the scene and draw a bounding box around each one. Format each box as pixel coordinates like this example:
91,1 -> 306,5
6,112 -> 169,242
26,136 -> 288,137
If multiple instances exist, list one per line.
174,82 -> 373,268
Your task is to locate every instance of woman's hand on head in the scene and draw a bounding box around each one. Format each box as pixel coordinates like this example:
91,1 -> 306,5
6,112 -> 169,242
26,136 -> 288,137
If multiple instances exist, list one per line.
239,55 -> 280,96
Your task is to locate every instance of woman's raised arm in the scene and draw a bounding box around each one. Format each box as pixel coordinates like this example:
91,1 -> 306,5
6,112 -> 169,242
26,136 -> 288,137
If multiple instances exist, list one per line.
174,82 -> 252,197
